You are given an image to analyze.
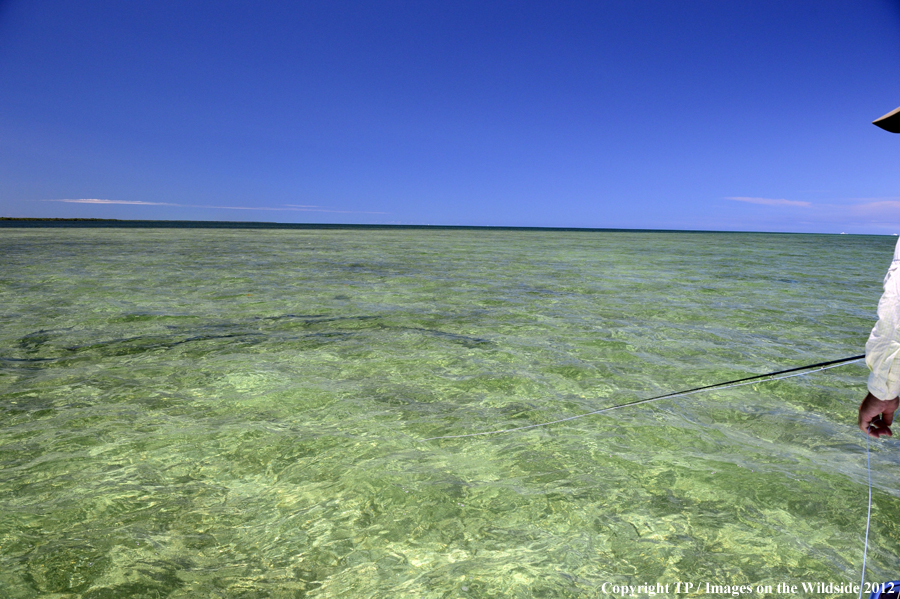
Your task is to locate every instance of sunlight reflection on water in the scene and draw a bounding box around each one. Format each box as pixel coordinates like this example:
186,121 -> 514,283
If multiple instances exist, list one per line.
0,227 -> 898,597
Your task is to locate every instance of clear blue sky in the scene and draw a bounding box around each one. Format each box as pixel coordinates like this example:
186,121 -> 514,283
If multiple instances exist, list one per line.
1,1 -> 899,232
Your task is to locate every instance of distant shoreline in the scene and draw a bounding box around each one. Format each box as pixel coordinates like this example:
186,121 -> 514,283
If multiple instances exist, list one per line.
0,217 -> 702,233
0,217 -> 880,235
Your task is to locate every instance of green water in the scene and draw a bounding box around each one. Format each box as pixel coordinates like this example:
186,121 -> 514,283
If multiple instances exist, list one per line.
1,227 -> 898,598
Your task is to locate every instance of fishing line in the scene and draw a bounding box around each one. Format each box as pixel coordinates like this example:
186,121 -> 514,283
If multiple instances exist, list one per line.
423,353 -> 878,595
421,354 -> 865,441
860,426 -> 872,599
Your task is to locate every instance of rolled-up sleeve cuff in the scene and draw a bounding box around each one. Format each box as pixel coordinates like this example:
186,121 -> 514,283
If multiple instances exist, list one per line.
867,372 -> 895,401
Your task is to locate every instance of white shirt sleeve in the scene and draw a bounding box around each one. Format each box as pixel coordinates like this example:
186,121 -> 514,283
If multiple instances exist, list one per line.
866,236 -> 900,400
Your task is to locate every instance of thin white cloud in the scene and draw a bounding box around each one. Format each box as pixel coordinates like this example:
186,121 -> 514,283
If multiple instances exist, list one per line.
805,198 -> 900,217
49,198 -> 177,206
192,204 -> 388,214
282,204 -> 388,214
850,199 -> 900,212
722,197 -> 900,231
199,205 -> 310,211
725,196 -> 811,207
40,198 -> 388,215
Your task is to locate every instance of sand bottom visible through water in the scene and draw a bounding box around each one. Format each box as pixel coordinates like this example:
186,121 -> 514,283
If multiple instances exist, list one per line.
1,226 -> 899,598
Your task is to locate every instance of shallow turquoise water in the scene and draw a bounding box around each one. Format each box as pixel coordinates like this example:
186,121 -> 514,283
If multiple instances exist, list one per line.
1,227 -> 899,598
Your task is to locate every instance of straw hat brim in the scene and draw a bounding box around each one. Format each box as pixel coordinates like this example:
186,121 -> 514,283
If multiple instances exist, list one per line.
874,105 -> 900,133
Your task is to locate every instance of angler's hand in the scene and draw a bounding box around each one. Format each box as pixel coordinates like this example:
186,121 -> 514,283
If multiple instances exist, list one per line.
859,392 -> 900,438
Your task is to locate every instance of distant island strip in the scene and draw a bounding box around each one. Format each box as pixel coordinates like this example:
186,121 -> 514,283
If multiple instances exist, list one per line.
0,218 -> 864,235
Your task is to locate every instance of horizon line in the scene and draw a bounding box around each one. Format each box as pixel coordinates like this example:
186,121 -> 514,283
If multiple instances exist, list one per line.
0,217 -> 893,236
